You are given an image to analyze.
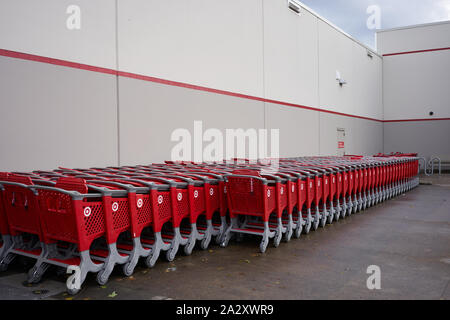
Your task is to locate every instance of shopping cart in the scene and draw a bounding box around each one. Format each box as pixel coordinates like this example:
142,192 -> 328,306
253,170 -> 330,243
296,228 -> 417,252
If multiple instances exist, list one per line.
0,174 -> 50,278
221,169 -> 288,253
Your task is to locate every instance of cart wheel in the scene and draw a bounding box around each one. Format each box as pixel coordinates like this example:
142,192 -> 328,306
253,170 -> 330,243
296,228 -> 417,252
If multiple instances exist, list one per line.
284,227 -> 293,242
145,253 -> 157,268
220,234 -> 230,248
96,270 -> 109,286
166,248 -> 176,262
312,217 -> 320,231
327,212 -> 333,224
294,224 -> 303,238
183,242 -> 194,256
27,266 -> 42,284
67,287 -> 80,295
273,231 -> 282,248
320,215 -> 326,228
303,219 -> 311,234
122,262 -> 134,277
215,233 -> 223,245
334,210 -> 340,222
200,235 -> 211,250
259,237 -> 268,253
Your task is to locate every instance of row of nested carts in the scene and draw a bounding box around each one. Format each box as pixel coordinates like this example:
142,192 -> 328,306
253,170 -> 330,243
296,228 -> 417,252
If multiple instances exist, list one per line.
0,155 -> 419,294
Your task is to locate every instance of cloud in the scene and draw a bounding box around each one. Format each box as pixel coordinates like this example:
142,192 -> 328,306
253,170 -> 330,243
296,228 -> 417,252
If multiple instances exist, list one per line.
299,0 -> 450,49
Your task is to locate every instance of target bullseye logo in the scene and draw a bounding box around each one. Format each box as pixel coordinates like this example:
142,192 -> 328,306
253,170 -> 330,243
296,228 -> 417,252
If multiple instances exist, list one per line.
224,186 -> 227,194
112,202 -> 119,212
267,190 -> 271,198
194,190 -> 198,198
177,193 -> 183,201
333,178 -> 335,183
83,207 -> 92,217
157,195 -> 163,204
137,198 -> 143,208
209,188 -> 214,196
281,187 -> 284,195
310,182 -> 313,188
292,185 -> 295,193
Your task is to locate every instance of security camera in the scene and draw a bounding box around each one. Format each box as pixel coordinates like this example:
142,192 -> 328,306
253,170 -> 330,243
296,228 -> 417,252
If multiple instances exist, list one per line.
336,71 -> 347,86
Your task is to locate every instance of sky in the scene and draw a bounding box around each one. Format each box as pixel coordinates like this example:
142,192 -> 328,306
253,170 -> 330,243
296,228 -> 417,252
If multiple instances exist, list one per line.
299,0 -> 450,49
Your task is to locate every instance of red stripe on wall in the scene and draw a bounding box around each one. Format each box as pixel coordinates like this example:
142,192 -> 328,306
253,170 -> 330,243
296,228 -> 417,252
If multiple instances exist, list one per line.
0,48 -> 448,124
0,48 -> 382,122
0,49 -> 118,76
384,118 -> 450,123
116,70 -> 267,103
383,47 -> 450,57
118,70 -> 383,122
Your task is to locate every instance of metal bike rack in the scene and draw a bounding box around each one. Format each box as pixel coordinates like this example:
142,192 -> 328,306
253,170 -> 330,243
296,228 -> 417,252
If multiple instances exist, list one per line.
418,157 -> 429,176
427,157 -> 442,176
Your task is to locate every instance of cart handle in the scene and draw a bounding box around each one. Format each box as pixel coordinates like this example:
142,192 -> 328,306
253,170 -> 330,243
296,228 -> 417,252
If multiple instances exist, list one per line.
223,174 -> 271,185
152,174 -> 195,186
27,184 -> 103,200
86,179 -> 144,193
184,171 -> 225,181
128,175 -> 183,188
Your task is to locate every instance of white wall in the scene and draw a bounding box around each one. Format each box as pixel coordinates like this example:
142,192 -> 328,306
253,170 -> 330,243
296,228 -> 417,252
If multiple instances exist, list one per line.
0,0 -> 117,69
263,0 -> 319,108
319,113 -> 383,156
118,77 -> 265,165
380,21 -> 450,120
351,43 -> 383,120
383,50 -> 450,120
118,0 -> 264,97
318,20 -> 357,116
379,22 -> 450,160
0,56 -> 118,172
384,121 -> 450,160
265,104 -> 320,157
377,21 -> 450,55
318,20 -> 383,119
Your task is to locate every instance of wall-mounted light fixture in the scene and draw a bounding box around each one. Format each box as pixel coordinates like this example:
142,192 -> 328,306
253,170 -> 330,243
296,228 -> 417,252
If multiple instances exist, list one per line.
367,50 -> 374,59
336,70 -> 347,86
288,0 -> 301,15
